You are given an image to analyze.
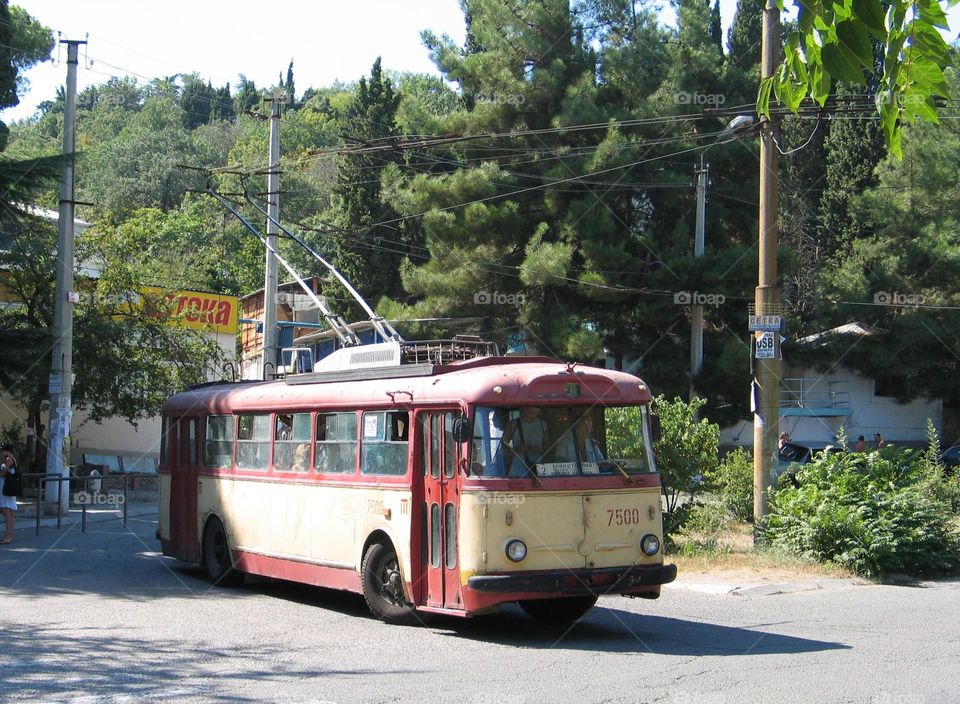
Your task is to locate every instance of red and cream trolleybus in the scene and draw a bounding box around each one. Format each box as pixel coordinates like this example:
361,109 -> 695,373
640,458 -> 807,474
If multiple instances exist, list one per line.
158,340 -> 676,623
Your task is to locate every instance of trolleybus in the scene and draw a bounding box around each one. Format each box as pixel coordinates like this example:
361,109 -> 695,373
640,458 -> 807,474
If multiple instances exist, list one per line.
158,341 -> 676,623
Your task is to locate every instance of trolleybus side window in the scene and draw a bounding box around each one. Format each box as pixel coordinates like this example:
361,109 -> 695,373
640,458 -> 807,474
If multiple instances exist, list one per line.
188,418 -> 198,467
203,415 -> 234,468
236,414 -> 271,470
315,412 -> 358,474
361,410 -> 409,476
443,412 -> 456,479
274,413 -> 312,472
160,417 -> 168,466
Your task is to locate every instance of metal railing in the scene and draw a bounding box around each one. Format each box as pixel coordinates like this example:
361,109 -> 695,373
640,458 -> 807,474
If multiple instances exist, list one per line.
18,471 -> 156,536
779,378 -> 851,410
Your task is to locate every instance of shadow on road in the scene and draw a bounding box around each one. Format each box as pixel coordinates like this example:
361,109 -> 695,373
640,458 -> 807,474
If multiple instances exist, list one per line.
430,604 -> 849,656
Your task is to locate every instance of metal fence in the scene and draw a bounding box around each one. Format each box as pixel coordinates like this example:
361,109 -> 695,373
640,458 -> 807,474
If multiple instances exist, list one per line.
17,472 -> 157,536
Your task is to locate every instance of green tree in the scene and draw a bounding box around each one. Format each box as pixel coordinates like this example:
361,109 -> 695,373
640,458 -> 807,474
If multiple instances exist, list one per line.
764,0 -> 955,155
0,0 -> 53,143
0,215 -> 224,470
327,57 -> 406,313
180,74 -> 213,130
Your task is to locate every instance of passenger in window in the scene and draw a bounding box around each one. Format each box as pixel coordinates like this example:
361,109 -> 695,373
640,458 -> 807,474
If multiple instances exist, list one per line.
292,444 -> 310,471
503,406 -> 547,477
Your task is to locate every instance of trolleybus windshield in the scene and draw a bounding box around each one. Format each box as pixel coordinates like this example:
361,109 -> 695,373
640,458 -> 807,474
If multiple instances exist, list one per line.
470,405 -> 655,478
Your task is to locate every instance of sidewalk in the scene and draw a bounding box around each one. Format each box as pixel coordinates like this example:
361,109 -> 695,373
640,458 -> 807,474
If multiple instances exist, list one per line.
10,499 -> 158,535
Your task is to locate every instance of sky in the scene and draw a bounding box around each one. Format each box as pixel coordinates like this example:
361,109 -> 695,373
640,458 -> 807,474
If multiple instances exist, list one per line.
3,0 -> 745,122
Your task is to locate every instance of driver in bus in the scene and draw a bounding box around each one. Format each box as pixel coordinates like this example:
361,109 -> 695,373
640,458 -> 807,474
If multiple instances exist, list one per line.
503,406 -> 547,477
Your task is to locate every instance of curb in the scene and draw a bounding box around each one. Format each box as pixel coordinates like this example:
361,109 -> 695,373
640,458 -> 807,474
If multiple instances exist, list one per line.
665,578 -> 860,596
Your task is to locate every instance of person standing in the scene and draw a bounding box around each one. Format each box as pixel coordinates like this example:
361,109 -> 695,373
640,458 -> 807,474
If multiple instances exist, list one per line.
874,432 -> 887,449
1,447 -> 19,544
854,435 -> 868,452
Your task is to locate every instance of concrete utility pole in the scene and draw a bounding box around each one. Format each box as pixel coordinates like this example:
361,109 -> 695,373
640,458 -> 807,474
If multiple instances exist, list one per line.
262,97 -> 282,379
754,0 -> 782,524
46,39 -> 85,515
690,153 -> 708,399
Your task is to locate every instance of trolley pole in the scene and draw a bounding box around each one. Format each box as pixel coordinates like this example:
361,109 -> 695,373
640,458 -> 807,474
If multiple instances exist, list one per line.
45,39 -> 85,515
690,153 -> 708,400
753,0 -> 781,526
262,97 -> 282,379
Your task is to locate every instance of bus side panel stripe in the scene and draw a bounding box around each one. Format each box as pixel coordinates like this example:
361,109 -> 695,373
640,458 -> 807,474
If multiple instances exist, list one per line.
234,550 -> 362,594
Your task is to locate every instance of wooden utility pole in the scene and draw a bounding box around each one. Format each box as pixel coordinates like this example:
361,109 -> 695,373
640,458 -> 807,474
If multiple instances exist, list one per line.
753,0 -> 782,524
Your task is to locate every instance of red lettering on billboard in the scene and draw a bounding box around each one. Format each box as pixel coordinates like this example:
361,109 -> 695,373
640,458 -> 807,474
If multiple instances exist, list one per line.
215,301 -> 231,325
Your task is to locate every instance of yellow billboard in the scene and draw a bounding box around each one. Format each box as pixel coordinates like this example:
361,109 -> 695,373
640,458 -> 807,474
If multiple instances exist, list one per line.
140,287 -> 239,335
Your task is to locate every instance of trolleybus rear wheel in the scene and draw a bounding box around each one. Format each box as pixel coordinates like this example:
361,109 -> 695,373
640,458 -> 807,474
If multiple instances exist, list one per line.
203,518 -> 243,587
361,542 -> 418,625
519,596 -> 597,623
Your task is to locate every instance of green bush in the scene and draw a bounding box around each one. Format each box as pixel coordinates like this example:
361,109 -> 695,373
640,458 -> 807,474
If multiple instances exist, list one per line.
709,447 -> 754,522
668,501 -> 729,555
607,396 -> 719,539
763,447 -> 960,578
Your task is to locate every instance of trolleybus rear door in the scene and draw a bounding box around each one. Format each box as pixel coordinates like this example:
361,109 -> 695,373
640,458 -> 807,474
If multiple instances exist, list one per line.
421,410 -> 462,610
175,417 -> 200,562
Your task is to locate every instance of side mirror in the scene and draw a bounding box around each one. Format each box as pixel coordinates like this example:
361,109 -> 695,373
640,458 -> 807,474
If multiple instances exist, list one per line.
452,416 -> 473,443
650,413 -> 661,444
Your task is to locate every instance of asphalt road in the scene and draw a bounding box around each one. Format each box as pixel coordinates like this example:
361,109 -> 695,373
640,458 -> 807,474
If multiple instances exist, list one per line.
1,512 -> 956,704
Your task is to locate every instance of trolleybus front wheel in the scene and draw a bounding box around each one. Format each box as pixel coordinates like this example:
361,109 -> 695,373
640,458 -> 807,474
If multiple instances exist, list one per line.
519,596 -> 597,623
203,518 -> 243,587
361,542 -> 418,625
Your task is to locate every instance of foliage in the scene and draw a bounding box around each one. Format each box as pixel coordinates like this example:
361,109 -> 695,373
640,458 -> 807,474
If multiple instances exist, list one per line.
763,0 -> 955,156
0,1 -> 53,145
670,501 -> 729,555
763,447 -> 960,578
0,212 -> 225,467
709,447 -> 755,522
652,395 -> 719,514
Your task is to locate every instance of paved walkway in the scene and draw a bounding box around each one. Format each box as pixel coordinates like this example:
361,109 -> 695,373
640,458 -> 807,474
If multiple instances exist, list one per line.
7,499 -> 159,536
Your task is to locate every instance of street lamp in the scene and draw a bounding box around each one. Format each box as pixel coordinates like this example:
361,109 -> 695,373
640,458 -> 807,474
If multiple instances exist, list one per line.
690,115 -> 756,399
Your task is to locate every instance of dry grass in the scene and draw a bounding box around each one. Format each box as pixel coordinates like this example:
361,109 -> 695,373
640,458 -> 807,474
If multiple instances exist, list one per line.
668,520 -> 859,584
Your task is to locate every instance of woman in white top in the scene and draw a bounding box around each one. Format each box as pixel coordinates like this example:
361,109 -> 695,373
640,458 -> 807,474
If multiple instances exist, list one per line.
1,448 -> 19,544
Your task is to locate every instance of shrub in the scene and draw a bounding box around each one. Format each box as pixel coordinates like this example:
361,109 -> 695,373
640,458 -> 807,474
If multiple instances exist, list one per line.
709,447 -> 754,522
668,501 -> 729,555
607,396 -> 719,538
762,447 -> 960,578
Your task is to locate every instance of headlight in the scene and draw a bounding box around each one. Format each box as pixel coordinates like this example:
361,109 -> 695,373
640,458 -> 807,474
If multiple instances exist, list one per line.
505,539 -> 527,562
640,533 -> 660,556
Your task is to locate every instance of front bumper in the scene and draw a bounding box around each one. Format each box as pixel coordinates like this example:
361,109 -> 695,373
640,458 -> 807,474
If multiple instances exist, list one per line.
467,562 -> 677,596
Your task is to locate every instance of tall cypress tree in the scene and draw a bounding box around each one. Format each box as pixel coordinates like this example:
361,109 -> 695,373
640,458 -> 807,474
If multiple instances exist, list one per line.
329,57 -> 404,313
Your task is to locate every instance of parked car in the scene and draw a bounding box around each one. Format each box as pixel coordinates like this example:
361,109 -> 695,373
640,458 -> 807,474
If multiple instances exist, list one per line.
775,441 -> 845,484
940,444 -> 960,473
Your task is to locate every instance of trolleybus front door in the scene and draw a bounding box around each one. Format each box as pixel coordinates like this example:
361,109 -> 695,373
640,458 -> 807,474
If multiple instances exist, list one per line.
421,410 -> 462,610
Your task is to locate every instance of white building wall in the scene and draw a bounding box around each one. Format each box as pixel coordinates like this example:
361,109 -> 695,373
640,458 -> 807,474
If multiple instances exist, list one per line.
720,367 -> 941,447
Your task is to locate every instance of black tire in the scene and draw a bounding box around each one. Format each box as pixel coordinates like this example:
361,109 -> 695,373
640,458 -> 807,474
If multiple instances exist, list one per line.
361,542 -> 418,625
519,596 -> 598,623
203,518 -> 243,587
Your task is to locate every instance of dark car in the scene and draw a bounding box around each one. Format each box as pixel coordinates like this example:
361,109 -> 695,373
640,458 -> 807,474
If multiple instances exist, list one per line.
940,444 -> 960,473
775,441 -> 845,484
